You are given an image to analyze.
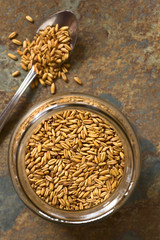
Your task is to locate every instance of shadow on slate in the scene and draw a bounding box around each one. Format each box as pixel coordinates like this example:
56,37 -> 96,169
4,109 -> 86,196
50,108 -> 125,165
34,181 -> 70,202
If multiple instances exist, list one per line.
98,93 -> 159,204
99,93 -> 122,109
0,85 -> 39,145
0,175 -> 25,232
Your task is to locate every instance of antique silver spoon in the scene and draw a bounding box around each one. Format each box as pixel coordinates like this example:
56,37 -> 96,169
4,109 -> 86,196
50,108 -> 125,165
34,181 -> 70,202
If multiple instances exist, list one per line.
0,10 -> 78,132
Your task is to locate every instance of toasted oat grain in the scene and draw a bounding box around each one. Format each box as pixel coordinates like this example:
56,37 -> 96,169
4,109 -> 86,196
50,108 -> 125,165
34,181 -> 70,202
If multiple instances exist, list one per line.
20,63 -> 28,71
8,32 -> 17,39
74,77 -> 82,85
12,39 -> 22,46
17,48 -> 23,56
8,53 -> 18,61
12,71 -> 20,77
26,15 -> 34,23
51,82 -> 55,94
61,72 -> 67,81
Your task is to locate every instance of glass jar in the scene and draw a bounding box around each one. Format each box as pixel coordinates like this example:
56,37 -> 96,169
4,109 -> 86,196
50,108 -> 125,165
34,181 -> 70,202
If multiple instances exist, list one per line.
8,93 -> 140,224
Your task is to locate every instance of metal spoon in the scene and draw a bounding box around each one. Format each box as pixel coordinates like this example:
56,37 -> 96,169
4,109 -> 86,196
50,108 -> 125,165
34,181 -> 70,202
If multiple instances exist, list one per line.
0,10 -> 78,132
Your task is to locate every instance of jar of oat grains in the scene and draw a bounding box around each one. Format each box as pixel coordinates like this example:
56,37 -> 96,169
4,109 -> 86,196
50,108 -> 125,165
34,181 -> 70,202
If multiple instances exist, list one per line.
9,93 -> 140,223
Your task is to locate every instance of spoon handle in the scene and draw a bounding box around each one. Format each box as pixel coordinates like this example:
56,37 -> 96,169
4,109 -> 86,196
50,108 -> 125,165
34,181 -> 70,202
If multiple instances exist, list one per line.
0,66 -> 36,132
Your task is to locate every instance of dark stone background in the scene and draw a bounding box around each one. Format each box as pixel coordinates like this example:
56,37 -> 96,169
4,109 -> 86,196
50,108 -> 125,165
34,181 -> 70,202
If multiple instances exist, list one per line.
0,0 -> 160,239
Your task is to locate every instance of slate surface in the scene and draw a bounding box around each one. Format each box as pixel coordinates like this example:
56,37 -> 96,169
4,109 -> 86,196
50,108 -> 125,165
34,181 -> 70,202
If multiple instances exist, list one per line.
0,0 -> 160,239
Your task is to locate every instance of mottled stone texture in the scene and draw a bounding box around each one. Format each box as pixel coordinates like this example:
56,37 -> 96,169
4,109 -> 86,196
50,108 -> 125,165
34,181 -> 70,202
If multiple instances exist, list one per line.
0,0 -> 160,239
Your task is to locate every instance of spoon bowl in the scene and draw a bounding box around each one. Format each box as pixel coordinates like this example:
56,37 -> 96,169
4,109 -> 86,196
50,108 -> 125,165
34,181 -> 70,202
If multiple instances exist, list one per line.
0,10 -> 78,132
37,10 -> 78,50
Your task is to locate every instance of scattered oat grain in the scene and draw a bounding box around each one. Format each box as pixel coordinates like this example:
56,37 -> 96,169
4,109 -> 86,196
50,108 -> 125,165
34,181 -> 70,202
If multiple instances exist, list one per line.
51,82 -> 55,94
20,63 -> 28,71
12,39 -> 22,46
26,15 -> 34,23
74,77 -> 82,85
8,32 -> 17,39
8,53 -> 18,61
12,71 -> 20,77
